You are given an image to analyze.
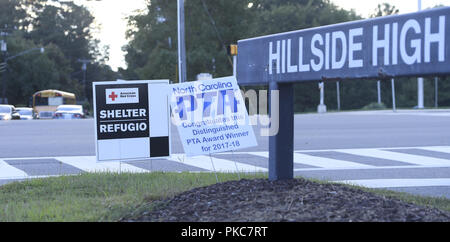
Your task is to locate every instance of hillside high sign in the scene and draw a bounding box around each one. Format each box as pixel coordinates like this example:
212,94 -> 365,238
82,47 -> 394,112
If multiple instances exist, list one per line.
237,7 -> 450,181
238,7 -> 450,85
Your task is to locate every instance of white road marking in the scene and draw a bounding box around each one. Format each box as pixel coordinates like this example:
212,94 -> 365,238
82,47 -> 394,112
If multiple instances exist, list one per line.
336,178 -> 450,188
339,110 -> 450,116
419,146 -> 450,154
412,113 -> 450,117
169,154 -> 267,172
1,156 -> 70,160
228,145 -> 450,154
0,174 -> 62,181
293,153 -> 374,169
55,156 -> 148,173
294,164 -> 450,172
0,159 -> 28,179
248,151 -> 374,169
337,149 -> 450,167
1,145 -> 450,178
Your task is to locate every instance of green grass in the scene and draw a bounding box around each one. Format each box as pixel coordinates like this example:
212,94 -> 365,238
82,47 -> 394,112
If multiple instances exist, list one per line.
0,172 -> 266,222
357,186 -> 450,212
0,172 -> 448,221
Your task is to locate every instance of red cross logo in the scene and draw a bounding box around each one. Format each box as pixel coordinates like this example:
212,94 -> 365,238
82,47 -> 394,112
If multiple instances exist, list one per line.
109,92 -> 118,101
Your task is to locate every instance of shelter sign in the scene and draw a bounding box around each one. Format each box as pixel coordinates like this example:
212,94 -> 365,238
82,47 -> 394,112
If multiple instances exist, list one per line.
93,80 -> 170,161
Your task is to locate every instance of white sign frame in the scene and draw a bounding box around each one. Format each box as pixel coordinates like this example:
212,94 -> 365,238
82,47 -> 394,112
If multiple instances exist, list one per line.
93,79 -> 171,162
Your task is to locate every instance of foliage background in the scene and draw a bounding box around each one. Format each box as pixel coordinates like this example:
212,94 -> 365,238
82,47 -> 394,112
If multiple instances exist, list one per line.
122,0 -> 450,112
1,0 -> 448,111
0,0 -> 119,106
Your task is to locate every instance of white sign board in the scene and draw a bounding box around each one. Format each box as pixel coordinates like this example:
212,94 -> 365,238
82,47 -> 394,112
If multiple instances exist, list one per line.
170,76 -> 257,156
48,97 -> 63,106
93,80 -> 171,162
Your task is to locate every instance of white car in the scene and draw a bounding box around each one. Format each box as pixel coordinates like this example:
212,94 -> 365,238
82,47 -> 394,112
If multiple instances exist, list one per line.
16,107 -> 36,120
0,105 -> 20,120
54,105 -> 85,119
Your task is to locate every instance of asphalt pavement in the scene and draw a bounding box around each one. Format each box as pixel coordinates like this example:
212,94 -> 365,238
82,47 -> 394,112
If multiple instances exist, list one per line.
1,109 -> 450,198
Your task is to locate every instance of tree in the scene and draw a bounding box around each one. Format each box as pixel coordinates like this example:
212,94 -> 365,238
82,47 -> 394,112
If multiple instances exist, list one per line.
123,0 -> 178,81
124,0 -> 358,77
0,0 -> 30,31
0,0 -> 118,105
28,1 -> 96,66
123,0 -> 365,112
371,3 -> 399,18
2,33 -> 78,105
124,0 -> 254,82
246,0 -> 361,112
124,1 -> 450,112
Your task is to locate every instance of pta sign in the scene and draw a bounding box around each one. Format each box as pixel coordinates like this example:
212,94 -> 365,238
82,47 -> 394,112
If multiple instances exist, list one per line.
170,76 -> 257,156
93,80 -> 170,162
238,7 -> 450,85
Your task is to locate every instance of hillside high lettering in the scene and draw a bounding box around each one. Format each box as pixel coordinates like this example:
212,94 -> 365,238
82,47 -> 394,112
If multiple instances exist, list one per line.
268,15 -> 445,74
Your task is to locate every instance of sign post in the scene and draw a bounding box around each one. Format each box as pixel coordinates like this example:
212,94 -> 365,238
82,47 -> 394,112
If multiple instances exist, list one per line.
268,81 -> 294,180
93,80 -> 171,162
336,81 -> 341,111
237,7 -> 450,180
318,82 -> 327,113
391,78 -> 397,112
177,0 -> 187,83
377,81 -> 382,105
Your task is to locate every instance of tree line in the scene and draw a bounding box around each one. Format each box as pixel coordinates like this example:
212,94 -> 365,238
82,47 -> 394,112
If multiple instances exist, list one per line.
122,0 -> 450,112
1,0 -> 449,111
0,0 -> 118,107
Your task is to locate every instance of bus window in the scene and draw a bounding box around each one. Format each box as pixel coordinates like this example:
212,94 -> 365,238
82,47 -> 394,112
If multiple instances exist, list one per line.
34,95 -> 48,106
48,97 -> 63,106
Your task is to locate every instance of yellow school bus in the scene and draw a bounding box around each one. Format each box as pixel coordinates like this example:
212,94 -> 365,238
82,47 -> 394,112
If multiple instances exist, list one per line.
32,90 -> 76,119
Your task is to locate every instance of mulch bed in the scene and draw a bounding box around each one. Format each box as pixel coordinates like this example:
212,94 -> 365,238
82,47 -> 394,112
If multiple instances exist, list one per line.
126,178 -> 450,222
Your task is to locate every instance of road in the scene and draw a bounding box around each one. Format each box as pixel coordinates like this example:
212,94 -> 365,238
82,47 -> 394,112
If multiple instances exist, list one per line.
1,109 -> 450,198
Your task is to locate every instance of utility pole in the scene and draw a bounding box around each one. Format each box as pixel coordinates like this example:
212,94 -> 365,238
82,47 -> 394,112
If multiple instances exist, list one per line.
229,44 -> 238,77
1,50 -> 7,104
77,59 -> 91,102
417,0 -> 424,109
0,28 -> 9,104
177,0 -> 187,83
336,81 -> 341,111
377,80 -> 381,105
391,78 -> 396,112
435,77 -> 439,108
317,82 -> 327,113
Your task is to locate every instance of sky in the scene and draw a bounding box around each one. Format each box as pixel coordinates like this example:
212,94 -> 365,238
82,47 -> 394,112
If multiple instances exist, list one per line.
75,0 -> 450,71
72,0 -> 148,71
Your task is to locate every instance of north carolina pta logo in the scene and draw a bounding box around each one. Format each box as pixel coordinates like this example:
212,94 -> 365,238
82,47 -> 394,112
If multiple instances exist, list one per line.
106,88 -> 139,104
